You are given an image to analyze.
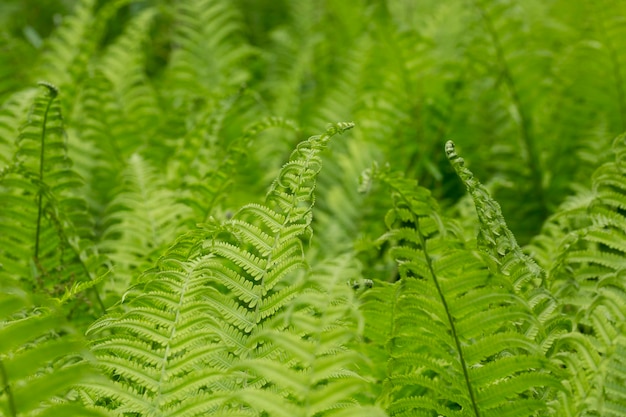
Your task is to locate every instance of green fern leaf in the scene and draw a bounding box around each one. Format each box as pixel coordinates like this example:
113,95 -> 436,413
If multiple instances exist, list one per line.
165,0 -> 252,96
0,288 -> 106,417
36,0 -> 98,105
86,231 -> 227,416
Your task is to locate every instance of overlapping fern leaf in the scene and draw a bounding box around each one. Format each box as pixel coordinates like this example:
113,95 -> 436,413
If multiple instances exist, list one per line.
97,153 -> 192,300
0,89 -> 37,170
0,287 -> 107,417
85,122 -> 376,416
164,0 -> 252,97
228,253 -> 386,417
36,0 -> 98,109
536,134 -> 626,416
360,165 -> 563,417
446,141 -> 571,364
84,229 -> 230,416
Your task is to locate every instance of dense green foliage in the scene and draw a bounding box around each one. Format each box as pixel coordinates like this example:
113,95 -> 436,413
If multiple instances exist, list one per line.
1,0 -> 626,416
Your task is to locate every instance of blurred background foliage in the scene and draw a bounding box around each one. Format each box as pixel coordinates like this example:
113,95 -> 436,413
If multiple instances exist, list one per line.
1,0 -> 625,276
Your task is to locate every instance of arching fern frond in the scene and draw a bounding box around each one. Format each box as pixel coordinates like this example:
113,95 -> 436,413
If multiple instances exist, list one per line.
445,141 -> 543,289
446,140 -> 569,357
86,123 -> 356,416
361,165 -> 563,417
202,122 -> 356,364
0,83 -> 106,322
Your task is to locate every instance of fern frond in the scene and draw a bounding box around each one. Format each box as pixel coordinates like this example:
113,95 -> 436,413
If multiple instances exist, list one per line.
87,123 -> 359,416
446,140 -> 573,363
0,84 -> 106,320
165,0 -> 252,96
86,229 -> 228,416
543,133 -> 626,415
201,122 -> 356,359
36,0 -> 98,108
97,6 -> 161,159
362,166 -> 563,417
445,141 -> 543,287
98,153 -> 192,295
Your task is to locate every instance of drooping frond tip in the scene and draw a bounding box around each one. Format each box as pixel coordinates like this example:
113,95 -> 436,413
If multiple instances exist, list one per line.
445,140 -> 544,285
37,81 -> 59,98
445,140 -> 470,180
326,121 -> 355,135
314,121 -> 355,147
445,140 -> 514,252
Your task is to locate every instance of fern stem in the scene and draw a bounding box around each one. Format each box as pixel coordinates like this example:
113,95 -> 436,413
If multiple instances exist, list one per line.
0,359 -> 17,417
251,139 -> 315,331
34,88 -> 55,266
408,201 -> 481,417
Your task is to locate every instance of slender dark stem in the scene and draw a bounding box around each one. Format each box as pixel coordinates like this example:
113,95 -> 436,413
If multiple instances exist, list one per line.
393,181 -> 481,416
411,211 -> 481,417
34,92 -> 55,264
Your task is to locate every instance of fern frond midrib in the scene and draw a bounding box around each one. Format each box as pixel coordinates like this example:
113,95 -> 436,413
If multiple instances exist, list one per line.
395,188 -> 481,417
154,258 -> 194,408
250,142 -> 319,331
33,86 -> 56,263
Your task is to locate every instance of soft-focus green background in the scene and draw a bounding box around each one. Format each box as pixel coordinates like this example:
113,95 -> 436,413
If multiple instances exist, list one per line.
1,0 -> 625,246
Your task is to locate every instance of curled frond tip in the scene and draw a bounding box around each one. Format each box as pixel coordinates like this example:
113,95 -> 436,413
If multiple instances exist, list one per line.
37,81 -> 59,98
